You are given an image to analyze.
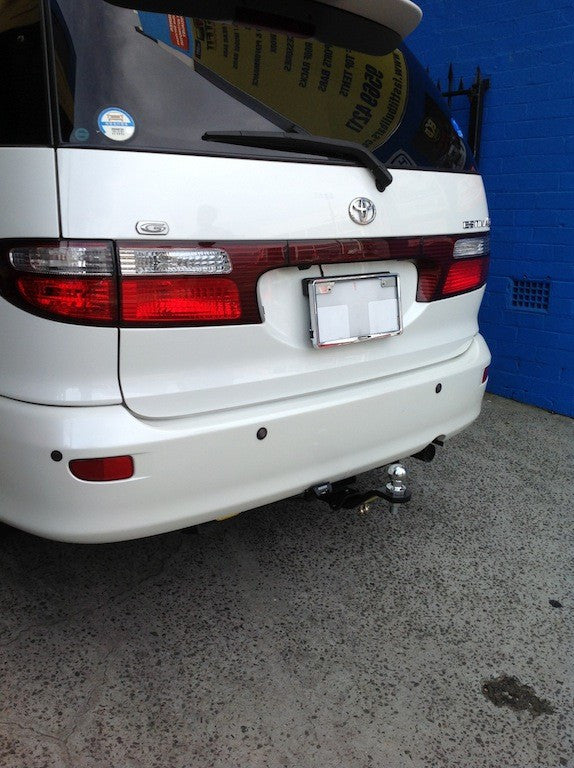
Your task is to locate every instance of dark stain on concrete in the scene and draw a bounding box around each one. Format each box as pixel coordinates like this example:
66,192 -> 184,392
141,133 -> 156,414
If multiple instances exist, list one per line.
482,675 -> 555,716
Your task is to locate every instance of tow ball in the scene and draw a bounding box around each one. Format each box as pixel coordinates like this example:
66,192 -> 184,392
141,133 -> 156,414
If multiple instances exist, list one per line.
306,462 -> 412,515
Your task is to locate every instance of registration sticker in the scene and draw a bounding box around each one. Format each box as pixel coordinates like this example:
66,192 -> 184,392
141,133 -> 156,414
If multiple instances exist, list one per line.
98,108 -> 136,142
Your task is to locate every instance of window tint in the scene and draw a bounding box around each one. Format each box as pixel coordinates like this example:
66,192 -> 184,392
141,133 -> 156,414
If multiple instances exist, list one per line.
0,0 -> 50,145
50,0 -> 474,172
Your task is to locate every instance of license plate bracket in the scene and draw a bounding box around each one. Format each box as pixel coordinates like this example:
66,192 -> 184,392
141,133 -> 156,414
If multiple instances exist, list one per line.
308,273 -> 402,348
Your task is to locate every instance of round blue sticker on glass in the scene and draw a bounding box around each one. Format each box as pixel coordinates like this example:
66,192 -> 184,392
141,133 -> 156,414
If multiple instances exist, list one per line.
73,127 -> 90,142
98,108 -> 135,142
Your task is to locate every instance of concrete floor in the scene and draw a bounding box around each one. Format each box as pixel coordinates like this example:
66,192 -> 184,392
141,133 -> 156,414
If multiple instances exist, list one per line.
0,394 -> 572,768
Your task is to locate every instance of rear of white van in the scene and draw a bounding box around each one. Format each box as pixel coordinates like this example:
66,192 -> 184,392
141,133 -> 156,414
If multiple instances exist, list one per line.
0,0 -> 490,541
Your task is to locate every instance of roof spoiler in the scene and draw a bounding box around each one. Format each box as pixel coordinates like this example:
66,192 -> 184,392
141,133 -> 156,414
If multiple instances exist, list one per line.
105,0 -> 423,54
315,0 -> 422,40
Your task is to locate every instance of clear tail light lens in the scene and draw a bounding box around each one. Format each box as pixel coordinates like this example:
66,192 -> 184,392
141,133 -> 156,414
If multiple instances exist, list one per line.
119,246 -> 232,275
9,243 -> 114,274
453,235 -> 490,259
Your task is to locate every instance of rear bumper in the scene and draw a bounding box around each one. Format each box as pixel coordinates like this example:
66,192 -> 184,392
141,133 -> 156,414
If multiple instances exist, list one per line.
0,335 -> 490,542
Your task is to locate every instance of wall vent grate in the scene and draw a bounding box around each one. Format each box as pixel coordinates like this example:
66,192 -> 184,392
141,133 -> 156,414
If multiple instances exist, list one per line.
510,279 -> 550,312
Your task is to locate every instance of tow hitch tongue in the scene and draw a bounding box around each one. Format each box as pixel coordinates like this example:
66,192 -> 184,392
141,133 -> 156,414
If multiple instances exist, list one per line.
307,462 -> 411,515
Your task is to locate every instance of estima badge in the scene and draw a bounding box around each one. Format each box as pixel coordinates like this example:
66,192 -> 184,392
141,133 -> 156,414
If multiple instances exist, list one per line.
136,221 -> 170,236
349,198 -> 376,225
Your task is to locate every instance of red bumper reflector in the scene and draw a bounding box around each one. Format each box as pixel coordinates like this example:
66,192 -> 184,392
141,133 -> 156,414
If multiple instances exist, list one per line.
69,456 -> 134,482
482,366 -> 490,384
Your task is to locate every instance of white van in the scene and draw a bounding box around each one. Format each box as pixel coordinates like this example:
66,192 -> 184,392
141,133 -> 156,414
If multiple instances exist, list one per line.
0,0 -> 490,542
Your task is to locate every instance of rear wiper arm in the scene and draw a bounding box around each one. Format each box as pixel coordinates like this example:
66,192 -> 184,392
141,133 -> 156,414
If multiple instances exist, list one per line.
202,131 -> 393,192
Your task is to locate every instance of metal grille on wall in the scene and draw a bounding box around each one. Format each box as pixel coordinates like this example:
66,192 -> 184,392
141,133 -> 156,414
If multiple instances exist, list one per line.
510,279 -> 551,313
435,65 -> 490,166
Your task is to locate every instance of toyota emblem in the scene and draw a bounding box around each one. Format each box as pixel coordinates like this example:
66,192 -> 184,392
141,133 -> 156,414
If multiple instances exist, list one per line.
349,197 -> 376,225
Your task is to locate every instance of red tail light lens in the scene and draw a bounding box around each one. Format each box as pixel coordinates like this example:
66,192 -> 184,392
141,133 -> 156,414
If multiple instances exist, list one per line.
443,257 -> 489,296
121,277 -> 241,322
16,275 -> 116,321
69,456 -> 134,482
417,256 -> 490,301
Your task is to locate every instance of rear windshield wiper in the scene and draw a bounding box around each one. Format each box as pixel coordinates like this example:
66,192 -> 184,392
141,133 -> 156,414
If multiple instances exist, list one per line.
202,131 -> 393,192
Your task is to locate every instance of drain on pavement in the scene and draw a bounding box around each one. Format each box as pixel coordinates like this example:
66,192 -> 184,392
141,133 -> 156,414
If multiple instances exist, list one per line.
482,675 -> 554,716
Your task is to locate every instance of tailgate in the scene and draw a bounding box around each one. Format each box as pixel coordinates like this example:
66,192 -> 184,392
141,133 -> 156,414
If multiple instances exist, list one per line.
58,148 -> 489,419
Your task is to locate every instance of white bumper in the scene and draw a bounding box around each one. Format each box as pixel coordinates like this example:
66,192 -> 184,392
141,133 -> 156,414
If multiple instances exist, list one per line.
0,335 -> 490,542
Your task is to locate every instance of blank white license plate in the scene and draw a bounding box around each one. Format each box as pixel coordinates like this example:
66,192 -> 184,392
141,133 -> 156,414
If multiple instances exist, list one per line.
308,273 -> 402,348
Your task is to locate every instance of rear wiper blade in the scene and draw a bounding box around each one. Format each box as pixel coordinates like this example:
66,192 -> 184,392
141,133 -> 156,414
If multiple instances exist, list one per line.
202,131 -> 393,192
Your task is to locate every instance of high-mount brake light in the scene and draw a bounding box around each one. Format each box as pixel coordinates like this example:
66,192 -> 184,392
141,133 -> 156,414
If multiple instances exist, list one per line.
234,8 -> 314,37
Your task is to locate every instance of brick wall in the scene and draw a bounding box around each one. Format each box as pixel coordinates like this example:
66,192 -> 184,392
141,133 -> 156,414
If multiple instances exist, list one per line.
408,0 -> 574,417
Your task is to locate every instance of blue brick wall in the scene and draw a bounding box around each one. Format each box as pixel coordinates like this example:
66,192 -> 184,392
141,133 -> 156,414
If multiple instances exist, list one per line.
408,0 -> 574,417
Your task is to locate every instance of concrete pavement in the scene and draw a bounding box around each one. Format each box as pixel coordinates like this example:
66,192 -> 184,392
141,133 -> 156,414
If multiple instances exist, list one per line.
0,394 -> 572,767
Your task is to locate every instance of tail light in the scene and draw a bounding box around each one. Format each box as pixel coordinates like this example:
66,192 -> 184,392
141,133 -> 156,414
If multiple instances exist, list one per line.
1,240 -> 287,326
416,235 -> 489,301
3,241 -> 117,323
0,234 -> 487,326
117,242 -> 286,325
289,234 -> 489,302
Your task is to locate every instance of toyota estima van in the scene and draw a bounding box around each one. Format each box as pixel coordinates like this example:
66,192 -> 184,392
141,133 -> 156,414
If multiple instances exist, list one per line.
0,0 -> 491,542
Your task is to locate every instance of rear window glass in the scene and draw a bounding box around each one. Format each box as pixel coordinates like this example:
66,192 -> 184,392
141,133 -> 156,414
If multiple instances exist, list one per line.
0,0 -> 50,145
50,0 -> 474,172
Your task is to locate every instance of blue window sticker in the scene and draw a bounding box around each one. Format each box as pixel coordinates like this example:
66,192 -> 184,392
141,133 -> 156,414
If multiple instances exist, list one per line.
73,127 -> 90,142
98,108 -> 136,142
